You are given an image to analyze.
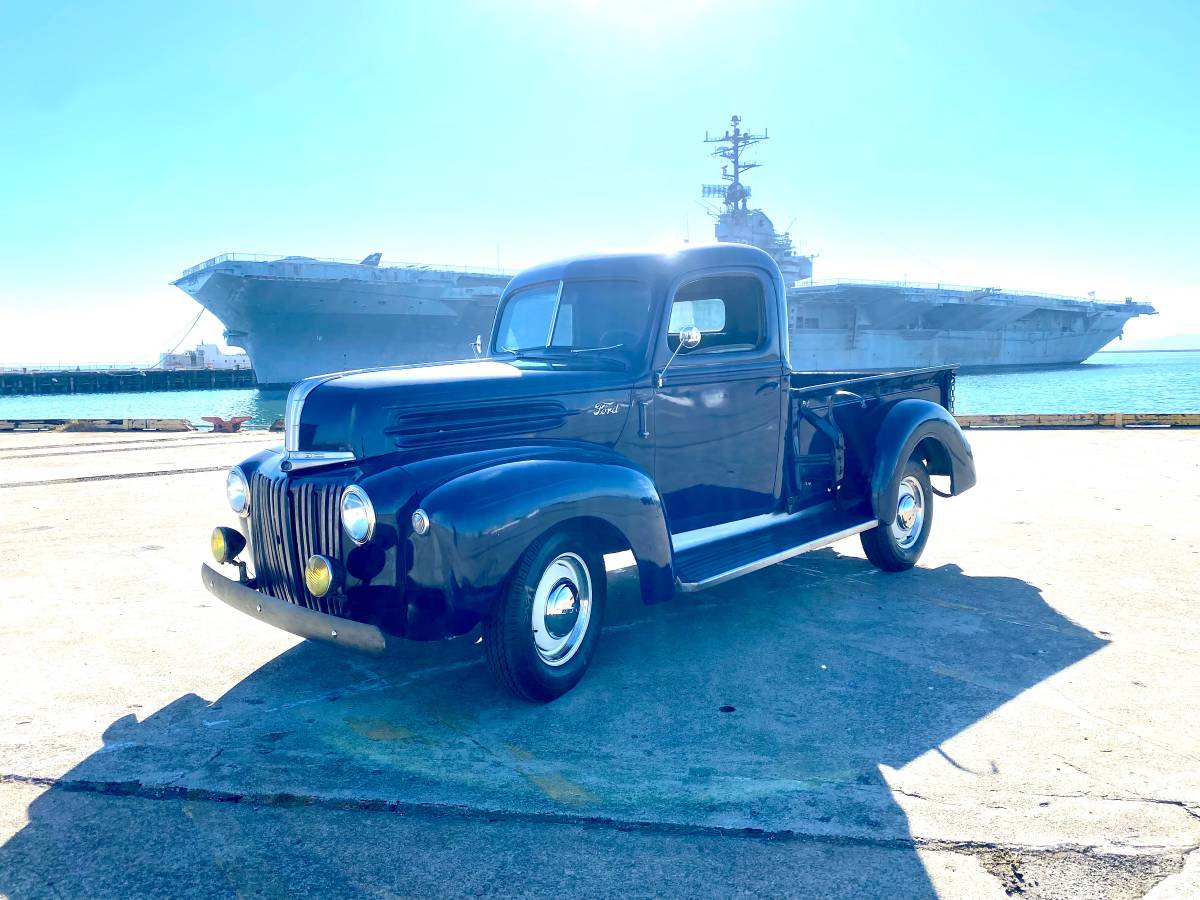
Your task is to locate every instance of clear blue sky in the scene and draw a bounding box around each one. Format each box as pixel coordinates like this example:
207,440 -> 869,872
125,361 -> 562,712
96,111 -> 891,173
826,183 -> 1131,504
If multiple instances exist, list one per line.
1,0 -> 1197,364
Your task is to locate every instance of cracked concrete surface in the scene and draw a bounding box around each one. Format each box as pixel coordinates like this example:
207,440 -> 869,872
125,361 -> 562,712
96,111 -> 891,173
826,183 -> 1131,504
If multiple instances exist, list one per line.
0,428 -> 1197,897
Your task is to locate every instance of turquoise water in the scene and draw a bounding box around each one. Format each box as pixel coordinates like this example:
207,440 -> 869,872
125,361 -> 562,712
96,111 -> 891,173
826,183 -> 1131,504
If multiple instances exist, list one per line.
955,350 -> 1200,414
0,388 -> 291,427
0,351 -> 1196,426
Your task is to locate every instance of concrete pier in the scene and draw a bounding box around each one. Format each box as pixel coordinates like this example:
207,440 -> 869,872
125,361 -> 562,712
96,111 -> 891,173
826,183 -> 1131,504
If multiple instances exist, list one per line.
0,430 -> 1197,897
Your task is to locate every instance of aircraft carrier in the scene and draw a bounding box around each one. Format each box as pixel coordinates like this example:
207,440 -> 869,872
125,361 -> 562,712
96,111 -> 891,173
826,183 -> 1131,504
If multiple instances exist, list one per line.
172,118 -> 1156,386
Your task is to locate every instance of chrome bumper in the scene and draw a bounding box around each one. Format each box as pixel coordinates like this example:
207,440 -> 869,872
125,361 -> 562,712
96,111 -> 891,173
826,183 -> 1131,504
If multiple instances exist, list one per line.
200,563 -> 387,655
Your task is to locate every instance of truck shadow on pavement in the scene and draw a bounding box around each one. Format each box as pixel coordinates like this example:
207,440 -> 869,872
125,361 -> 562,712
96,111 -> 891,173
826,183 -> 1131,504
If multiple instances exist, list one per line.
1,552 -> 1107,897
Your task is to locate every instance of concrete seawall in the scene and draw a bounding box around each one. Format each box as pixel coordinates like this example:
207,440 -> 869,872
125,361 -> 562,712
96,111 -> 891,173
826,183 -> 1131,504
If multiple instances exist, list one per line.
0,430 -> 1197,896
0,367 -> 256,397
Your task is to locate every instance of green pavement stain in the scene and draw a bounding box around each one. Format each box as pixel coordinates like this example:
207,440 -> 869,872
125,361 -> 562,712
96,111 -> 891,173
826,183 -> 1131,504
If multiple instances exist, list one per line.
345,718 -> 416,742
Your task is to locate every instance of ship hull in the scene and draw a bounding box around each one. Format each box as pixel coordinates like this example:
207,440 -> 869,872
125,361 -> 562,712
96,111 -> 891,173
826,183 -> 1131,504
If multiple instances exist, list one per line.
174,260 -> 507,387
785,282 -> 1152,372
173,257 -> 1155,386
789,325 -> 1126,372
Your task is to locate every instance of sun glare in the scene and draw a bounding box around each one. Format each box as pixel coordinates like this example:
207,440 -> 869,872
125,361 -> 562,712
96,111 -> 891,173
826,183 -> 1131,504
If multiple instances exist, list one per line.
570,0 -> 712,31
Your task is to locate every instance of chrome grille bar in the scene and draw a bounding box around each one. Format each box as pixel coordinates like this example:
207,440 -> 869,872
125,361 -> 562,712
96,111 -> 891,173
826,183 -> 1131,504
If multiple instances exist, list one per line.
250,471 -> 345,613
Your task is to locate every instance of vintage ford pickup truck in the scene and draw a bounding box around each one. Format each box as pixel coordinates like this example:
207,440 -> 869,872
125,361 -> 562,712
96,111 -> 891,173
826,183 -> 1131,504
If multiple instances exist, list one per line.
202,244 -> 976,701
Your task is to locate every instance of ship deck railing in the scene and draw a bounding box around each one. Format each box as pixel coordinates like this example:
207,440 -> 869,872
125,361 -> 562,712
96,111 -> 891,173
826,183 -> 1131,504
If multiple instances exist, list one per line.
795,278 -> 1153,310
181,253 -> 517,279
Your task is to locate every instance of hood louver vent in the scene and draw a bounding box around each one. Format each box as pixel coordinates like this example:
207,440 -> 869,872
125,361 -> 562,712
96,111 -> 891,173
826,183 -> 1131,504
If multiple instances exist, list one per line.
386,401 -> 568,449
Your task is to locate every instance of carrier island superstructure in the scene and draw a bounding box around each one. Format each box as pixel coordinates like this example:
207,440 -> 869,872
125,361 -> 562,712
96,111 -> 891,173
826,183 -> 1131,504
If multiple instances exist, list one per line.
172,117 -> 1156,387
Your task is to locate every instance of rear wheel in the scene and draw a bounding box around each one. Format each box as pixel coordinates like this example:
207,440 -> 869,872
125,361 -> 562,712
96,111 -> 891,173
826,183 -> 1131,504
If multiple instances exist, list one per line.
483,527 -> 606,702
861,458 -> 933,572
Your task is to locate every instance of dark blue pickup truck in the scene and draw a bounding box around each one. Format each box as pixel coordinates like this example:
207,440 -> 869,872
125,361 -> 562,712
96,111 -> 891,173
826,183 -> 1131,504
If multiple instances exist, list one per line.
202,244 -> 976,701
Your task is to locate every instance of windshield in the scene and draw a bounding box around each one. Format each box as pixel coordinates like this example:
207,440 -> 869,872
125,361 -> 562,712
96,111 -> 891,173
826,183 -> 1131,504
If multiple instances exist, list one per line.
492,279 -> 652,366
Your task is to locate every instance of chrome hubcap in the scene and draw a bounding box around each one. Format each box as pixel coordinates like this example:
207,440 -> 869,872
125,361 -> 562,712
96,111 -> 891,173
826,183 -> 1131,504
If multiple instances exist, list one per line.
890,476 -> 925,550
531,552 -> 592,667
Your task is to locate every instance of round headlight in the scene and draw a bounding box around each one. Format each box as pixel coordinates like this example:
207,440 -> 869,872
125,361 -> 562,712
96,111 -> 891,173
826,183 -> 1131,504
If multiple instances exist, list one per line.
340,485 -> 375,544
226,468 -> 250,517
211,526 -> 247,565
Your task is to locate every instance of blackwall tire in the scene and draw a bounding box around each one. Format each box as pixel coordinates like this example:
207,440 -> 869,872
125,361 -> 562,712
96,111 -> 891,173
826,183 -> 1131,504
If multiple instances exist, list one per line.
483,527 -> 607,702
860,458 -> 933,572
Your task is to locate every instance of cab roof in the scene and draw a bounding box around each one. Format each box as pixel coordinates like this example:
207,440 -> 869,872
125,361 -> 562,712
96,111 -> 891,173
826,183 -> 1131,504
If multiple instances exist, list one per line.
504,243 -> 780,297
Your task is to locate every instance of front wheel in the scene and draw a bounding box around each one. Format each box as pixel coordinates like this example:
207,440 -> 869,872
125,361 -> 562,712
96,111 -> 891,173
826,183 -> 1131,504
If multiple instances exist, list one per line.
483,527 -> 606,702
860,458 -> 933,572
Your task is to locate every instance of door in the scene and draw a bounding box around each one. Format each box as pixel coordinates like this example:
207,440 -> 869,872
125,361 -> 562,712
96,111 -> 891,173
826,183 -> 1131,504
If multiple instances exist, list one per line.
652,271 -> 785,533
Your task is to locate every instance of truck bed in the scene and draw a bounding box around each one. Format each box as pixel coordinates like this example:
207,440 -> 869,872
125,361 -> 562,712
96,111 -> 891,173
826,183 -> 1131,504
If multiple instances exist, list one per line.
782,365 -> 958,518
788,366 -> 957,410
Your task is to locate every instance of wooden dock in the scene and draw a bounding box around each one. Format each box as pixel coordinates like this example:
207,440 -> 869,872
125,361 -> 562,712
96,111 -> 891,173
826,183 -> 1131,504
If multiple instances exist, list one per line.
0,367 -> 256,396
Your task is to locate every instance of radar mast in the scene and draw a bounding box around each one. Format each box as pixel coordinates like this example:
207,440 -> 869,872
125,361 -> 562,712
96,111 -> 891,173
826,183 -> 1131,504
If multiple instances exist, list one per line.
701,116 -> 813,284
702,115 -> 768,214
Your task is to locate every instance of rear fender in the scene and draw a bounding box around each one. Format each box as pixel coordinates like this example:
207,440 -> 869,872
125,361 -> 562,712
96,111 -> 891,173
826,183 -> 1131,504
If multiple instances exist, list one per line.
871,399 -> 976,525
406,454 -> 674,639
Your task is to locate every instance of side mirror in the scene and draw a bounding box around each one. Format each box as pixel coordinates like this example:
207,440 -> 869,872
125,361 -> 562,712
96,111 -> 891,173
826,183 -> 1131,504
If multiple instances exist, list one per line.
657,326 -> 703,388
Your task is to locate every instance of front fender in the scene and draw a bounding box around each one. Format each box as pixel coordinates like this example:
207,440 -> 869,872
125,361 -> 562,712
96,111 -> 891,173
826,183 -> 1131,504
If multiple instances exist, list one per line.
871,399 -> 976,525
406,453 -> 674,639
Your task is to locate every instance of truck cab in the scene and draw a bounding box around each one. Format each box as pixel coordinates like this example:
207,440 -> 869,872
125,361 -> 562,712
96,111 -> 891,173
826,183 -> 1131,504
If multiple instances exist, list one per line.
203,244 -> 976,701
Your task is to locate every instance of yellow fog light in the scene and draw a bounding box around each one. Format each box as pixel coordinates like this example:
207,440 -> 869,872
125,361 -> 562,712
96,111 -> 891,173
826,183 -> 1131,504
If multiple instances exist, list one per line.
211,527 -> 246,565
304,554 -> 336,598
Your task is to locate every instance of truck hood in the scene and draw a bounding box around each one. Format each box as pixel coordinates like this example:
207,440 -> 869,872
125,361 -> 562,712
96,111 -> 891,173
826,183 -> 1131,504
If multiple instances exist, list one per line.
296,359 -> 635,459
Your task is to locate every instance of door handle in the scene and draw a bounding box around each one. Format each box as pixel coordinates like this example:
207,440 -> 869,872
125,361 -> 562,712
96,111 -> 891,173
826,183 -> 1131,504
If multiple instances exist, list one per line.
755,381 -> 780,395
834,389 -> 869,408
637,399 -> 650,438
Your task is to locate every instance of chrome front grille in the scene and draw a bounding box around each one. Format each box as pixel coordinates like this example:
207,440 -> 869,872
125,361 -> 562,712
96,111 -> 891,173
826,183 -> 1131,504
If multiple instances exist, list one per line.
249,471 -> 345,614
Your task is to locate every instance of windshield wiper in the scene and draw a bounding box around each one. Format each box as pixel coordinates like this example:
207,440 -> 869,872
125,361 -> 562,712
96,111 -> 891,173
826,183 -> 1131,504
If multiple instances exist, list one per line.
569,343 -> 625,355
498,344 -> 626,361
518,344 -> 626,356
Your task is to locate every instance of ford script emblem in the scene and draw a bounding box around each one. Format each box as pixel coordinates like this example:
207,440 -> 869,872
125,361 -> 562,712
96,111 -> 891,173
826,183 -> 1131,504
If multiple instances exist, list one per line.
592,400 -> 623,416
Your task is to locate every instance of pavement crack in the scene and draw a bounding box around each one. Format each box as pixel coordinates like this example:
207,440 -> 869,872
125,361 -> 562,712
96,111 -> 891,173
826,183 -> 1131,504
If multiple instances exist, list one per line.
1045,685 -> 1200,767
1053,754 -> 1137,798
2,772 -> 1197,860
890,787 -> 933,802
1030,789 -> 1200,827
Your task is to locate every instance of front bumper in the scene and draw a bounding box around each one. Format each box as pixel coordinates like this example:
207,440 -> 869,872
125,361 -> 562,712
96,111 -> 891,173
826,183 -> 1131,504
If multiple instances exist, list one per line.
200,563 -> 388,655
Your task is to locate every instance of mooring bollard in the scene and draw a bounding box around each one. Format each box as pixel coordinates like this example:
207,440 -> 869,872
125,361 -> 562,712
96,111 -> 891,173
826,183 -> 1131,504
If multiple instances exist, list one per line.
202,415 -> 253,433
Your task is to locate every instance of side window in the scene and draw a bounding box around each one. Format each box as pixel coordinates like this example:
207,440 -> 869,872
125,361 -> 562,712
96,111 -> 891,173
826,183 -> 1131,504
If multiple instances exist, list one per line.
667,274 -> 766,353
669,297 -> 726,334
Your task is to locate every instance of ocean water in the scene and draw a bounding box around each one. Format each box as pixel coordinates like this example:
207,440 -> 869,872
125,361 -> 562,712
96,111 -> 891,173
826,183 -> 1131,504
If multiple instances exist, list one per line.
1,351 -> 1196,427
0,387 -> 291,428
955,350 -> 1200,414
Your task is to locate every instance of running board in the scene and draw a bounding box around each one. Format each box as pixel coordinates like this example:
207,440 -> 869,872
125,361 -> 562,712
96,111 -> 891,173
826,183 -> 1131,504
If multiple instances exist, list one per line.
674,515 -> 878,592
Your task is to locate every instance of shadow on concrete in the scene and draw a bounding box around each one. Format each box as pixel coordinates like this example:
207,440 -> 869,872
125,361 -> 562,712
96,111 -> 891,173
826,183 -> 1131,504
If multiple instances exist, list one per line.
1,552 -> 1106,896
